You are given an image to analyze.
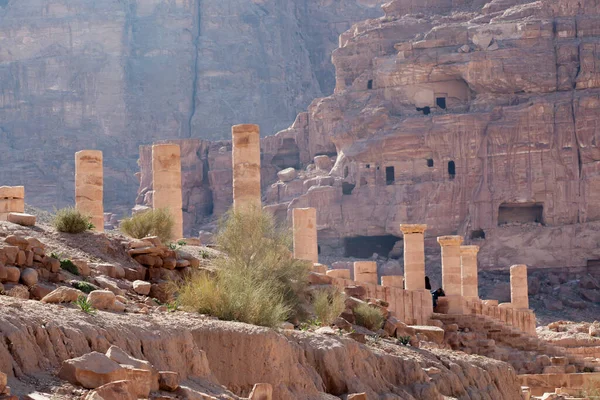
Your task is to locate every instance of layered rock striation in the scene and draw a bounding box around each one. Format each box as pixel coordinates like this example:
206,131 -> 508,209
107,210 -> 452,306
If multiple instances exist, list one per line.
0,0 -> 384,213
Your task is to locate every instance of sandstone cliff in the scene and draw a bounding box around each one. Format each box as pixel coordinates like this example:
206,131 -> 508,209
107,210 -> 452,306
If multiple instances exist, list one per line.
0,0 -> 384,214
139,0 -> 600,275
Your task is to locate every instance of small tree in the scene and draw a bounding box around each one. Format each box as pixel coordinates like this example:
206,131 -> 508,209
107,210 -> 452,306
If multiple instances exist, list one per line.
120,208 -> 174,243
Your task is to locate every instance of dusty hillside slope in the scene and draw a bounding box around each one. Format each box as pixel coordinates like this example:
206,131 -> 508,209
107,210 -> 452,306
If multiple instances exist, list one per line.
0,295 -> 522,399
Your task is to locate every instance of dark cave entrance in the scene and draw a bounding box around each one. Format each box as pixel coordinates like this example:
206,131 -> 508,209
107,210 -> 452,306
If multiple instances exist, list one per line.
368,79 -> 373,90
417,106 -> 431,115
448,161 -> 456,179
498,203 -> 544,226
343,235 -> 401,258
385,166 -> 395,185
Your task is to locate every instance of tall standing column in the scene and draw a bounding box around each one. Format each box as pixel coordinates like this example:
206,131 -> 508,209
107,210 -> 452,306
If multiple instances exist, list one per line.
292,207 -> 318,264
438,235 -> 464,313
152,144 -> 183,240
400,224 -> 427,290
354,261 -> 378,285
75,150 -> 104,232
460,245 -> 480,300
510,264 -> 529,310
232,124 -> 261,211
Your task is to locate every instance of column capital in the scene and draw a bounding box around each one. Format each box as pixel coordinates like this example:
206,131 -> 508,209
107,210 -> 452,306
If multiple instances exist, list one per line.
460,245 -> 480,255
400,224 -> 427,234
437,235 -> 463,246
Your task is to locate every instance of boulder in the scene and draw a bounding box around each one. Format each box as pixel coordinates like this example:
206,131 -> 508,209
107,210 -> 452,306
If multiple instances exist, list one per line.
94,276 -> 125,296
20,268 -> 38,287
5,284 -> 29,299
84,380 -> 136,400
4,266 -> 20,283
158,371 -> 180,392
0,371 -> 6,393
5,236 -> 29,250
87,290 -> 116,311
277,167 -> 297,182
44,257 -> 61,273
411,326 -> 445,344
72,259 -> 91,277
58,352 -> 127,389
29,283 -> 56,300
347,394 -> 367,400
581,289 -> 600,303
313,155 -> 332,171
41,286 -> 85,304
7,212 -> 36,226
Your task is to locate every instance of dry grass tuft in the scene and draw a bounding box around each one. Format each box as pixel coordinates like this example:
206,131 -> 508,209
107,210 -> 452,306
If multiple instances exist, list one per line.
119,208 -> 174,243
313,288 -> 345,326
53,207 -> 93,233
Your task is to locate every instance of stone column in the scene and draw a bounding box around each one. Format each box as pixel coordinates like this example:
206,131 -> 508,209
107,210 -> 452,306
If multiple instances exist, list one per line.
0,186 -> 24,221
75,151 -> 104,232
152,143 -> 183,240
292,207 -> 318,264
438,235 -> 464,313
399,224 -> 427,290
510,264 -> 529,310
232,124 -> 261,211
460,245 -> 480,300
354,261 -> 378,285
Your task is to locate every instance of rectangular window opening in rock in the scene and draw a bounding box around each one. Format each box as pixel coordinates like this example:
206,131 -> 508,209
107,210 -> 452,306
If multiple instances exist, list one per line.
427,159 -> 434,167
386,166 -> 395,185
448,161 -> 456,179
367,79 -> 373,89
498,203 -> 544,226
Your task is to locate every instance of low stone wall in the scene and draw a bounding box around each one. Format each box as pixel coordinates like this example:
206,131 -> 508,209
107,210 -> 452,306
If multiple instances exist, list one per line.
518,372 -> 600,396
464,299 -> 536,335
331,277 -> 433,326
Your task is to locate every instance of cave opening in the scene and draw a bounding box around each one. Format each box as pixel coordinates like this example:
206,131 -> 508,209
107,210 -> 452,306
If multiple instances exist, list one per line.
386,166 -> 395,185
427,159 -> 434,167
343,235 -> 402,258
270,138 -> 300,169
436,97 -> 447,109
498,203 -> 544,226
448,160 -> 456,179
368,79 -> 373,90
470,229 -> 486,239
416,106 -> 431,115
342,182 -> 355,195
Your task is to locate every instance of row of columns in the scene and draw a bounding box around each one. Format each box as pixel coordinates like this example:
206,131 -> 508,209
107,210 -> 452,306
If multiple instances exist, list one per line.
74,123 -> 262,240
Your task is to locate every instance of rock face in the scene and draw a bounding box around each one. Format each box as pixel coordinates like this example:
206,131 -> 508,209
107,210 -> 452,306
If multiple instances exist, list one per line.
138,0 -> 600,273
0,0 -> 384,214
0,296 -> 522,400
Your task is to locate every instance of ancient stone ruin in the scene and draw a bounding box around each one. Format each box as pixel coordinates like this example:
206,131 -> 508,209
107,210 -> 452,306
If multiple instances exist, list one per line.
152,144 -> 184,240
75,150 -> 104,232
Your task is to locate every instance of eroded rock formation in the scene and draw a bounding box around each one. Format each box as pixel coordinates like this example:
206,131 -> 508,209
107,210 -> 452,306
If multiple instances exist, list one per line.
138,0 -> 600,274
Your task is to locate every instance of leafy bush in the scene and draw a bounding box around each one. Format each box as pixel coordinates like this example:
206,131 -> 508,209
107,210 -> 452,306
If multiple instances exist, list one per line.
313,288 -> 345,326
120,208 -> 174,243
198,249 -> 211,259
53,207 -> 93,233
177,207 -> 310,327
74,295 -> 96,314
59,259 -> 79,275
354,303 -> 384,331
72,281 -> 95,294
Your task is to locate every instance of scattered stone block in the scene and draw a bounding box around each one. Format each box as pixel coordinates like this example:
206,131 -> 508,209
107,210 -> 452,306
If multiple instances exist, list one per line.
347,393 -> 367,400
277,167 -> 297,182
41,286 -> 85,304
20,268 -> 38,287
84,380 -> 136,400
7,213 -> 35,226
29,283 -> 55,300
87,290 -> 116,311
4,267 -> 19,283
59,352 -> 126,389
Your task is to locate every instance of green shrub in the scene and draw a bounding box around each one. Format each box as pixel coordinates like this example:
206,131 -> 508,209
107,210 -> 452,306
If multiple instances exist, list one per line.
72,281 -> 95,294
74,295 -> 96,314
198,249 -> 211,259
354,303 -> 384,331
119,208 -> 174,243
177,207 -> 310,327
397,336 -> 411,346
59,259 -> 79,275
313,288 -> 345,326
52,207 -> 93,233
